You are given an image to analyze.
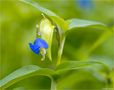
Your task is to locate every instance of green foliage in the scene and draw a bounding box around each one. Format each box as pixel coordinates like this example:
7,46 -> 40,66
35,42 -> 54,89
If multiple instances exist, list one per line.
56,61 -> 109,73
0,0 -> 113,90
19,0 -> 68,30
66,18 -> 105,31
0,65 -> 54,89
0,61 -> 108,89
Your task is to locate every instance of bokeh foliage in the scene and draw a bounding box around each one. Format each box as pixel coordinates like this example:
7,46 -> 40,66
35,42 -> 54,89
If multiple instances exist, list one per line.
0,0 -> 113,90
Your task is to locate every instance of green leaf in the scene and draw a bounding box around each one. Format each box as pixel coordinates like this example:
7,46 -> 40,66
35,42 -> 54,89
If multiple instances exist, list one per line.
0,65 -> 54,89
55,61 -> 108,73
19,0 -> 68,30
67,18 -> 105,31
88,30 -> 113,54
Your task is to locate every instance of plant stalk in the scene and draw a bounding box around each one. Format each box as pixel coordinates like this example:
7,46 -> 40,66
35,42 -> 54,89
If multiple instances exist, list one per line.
56,35 -> 66,66
51,78 -> 57,90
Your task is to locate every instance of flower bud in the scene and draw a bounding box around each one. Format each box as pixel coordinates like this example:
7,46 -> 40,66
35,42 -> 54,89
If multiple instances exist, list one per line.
39,14 -> 55,61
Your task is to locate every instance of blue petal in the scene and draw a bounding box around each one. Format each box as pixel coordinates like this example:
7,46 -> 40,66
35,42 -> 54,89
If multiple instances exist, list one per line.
34,38 -> 48,49
29,38 -> 48,54
77,0 -> 93,9
29,43 -> 40,54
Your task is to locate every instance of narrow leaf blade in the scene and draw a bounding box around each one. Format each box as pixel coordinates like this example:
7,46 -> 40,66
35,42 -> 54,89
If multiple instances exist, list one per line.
19,0 -> 68,30
56,61 -> 108,73
67,18 -> 105,30
0,65 -> 54,89
88,30 -> 113,54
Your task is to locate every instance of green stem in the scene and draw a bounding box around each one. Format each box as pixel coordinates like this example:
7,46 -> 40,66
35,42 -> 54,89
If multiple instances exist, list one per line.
56,35 -> 66,66
51,78 -> 57,90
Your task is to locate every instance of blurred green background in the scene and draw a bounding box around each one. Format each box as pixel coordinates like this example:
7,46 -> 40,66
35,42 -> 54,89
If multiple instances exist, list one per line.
0,0 -> 114,90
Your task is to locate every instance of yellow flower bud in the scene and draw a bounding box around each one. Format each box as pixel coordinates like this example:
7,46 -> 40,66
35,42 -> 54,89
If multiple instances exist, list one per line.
39,15 -> 55,61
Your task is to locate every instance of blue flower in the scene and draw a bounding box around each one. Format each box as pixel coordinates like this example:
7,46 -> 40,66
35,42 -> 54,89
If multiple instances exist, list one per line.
77,0 -> 93,10
29,38 -> 48,54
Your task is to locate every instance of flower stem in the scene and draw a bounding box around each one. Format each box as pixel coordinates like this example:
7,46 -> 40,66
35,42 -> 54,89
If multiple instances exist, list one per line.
56,35 -> 66,66
51,78 -> 57,90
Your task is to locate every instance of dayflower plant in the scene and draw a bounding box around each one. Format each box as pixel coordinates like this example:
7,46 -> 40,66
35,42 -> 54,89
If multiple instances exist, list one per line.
0,0 -> 112,90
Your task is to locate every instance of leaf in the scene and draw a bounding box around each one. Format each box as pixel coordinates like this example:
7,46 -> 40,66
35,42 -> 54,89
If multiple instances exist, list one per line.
19,0 -> 68,30
67,18 -> 105,31
39,17 -> 55,61
55,61 -> 108,73
0,65 -> 54,89
88,30 -> 113,54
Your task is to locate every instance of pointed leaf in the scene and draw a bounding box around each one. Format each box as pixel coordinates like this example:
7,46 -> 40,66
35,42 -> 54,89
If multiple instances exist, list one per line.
67,18 -> 105,31
56,61 -> 108,73
88,30 -> 113,54
0,65 -> 54,89
19,0 -> 68,30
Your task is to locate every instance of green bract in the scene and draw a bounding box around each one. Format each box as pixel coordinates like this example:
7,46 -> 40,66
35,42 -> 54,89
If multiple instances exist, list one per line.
39,16 -> 55,61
